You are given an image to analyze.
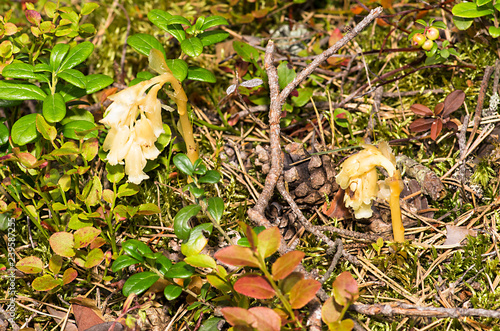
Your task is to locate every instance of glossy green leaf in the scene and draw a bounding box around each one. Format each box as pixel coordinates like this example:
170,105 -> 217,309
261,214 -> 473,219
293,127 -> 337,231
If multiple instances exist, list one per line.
122,272 -> 159,296
85,74 -> 113,94
148,10 -> 186,41
453,16 -> 474,30
185,254 -> 217,269
431,21 -> 447,30
164,284 -> 183,300
128,33 -> 166,59
452,2 -> 494,18
58,69 -> 86,88
207,197 -> 224,224
32,274 -> 62,291
35,114 -> 57,141
173,153 -> 194,176
181,37 -> 203,57
43,93 -> 67,123
111,255 -> 141,272
233,41 -> 259,62
117,183 -> 140,197
199,317 -> 223,331
81,2 -> 99,15
292,87 -> 313,107
62,120 -> 97,139
11,113 -> 38,146
59,41 -> 94,71
201,15 -> 228,30
198,170 -> 221,184
0,81 -> 46,100
187,67 -> 216,83
106,163 -> 125,183
123,239 -> 153,256
164,261 -> 195,279
174,204 -> 201,240
2,63 -> 38,80
166,15 -> 192,26
159,59 -> 187,82
477,0 -> 492,5
181,223 -> 213,257
156,255 -> 172,276
277,62 -> 296,90
50,43 -> 70,70
0,124 -> 9,146
489,26 -> 500,38
198,30 -> 229,47
137,203 -> 161,215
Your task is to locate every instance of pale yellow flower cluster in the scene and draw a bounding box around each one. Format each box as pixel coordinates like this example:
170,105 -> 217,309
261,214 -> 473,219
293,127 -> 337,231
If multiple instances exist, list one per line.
101,74 -> 171,184
336,142 -> 399,219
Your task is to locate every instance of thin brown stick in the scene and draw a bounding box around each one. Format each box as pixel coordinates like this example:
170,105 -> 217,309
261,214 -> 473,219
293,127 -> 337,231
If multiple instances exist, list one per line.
248,6 -> 384,227
350,302 -> 500,319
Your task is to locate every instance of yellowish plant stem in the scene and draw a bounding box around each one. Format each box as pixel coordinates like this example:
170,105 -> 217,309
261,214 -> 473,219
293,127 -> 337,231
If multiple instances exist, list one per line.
148,49 -> 199,164
388,171 -> 405,242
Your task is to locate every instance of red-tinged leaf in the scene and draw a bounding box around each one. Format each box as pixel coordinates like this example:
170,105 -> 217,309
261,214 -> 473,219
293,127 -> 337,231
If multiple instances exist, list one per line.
443,90 -> 465,118
434,102 -> 444,116
289,279 -> 321,309
221,307 -> 257,328
322,297 -> 342,324
329,28 -> 343,47
430,118 -> 443,141
84,248 -> 104,268
62,268 -> 78,285
257,227 -> 280,258
72,300 -> 105,331
90,237 -> 106,249
322,189 -> 351,219
445,119 -> 459,131
16,256 -> 43,274
25,10 -> 41,25
73,226 -> 101,249
248,307 -> 281,331
410,103 -> 433,116
281,272 -> 304,294
272,251 -> 305,280
49,232 -> 75,257
240,221 -> 258,250
233,275 -> 276,299
32,274 -> 62,291
409,118 -> 435,133
332,272 -> 359,306
214,245 -> 259,268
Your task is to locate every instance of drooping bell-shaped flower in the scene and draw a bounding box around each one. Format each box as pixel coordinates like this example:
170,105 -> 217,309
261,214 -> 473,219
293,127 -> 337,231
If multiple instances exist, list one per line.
124,139 -> 149,185
100,74 -> 173,184
336,142 -> 405,242
102,125 -> 132,165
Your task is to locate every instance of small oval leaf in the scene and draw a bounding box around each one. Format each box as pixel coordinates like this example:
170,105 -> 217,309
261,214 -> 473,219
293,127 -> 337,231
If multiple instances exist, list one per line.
16,256 -> 43,274
234,275 -> 276,299
214,245 -> 259,268
272,251 -> 305,280
122,272 -> 160,296
289,279 -> 321,309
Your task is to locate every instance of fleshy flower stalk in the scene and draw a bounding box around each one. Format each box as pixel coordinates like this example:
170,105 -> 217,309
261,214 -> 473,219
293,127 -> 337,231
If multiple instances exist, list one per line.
101,49 -> 199,184
336,142 -> 404,242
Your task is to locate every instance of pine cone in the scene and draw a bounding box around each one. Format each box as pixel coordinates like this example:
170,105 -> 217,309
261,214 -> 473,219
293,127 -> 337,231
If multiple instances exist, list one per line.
255,142 -> 339,205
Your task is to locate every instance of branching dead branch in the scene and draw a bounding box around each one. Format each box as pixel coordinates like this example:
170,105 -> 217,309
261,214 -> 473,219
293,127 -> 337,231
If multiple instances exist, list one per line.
350,302 -> 500,319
